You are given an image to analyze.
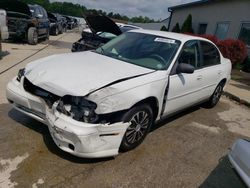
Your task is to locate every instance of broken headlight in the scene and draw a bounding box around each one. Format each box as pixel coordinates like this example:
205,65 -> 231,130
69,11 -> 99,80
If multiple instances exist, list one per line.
56,96 -> 98,123
17,68 -> 25,82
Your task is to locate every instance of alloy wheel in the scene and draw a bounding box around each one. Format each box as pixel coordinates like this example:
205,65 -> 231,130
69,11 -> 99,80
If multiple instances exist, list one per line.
212,85 -> 223,104
125,111 -> 150,144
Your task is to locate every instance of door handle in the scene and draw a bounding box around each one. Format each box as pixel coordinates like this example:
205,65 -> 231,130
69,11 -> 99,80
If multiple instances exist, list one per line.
197,75 -> 203,80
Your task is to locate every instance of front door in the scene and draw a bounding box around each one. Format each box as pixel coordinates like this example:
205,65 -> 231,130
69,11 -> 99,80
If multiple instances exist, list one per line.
163,40 -> 205,116
35,7 -> 48,35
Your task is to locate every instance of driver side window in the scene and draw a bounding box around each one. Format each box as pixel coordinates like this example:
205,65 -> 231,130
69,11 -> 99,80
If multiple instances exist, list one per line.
178,40 -> 200,68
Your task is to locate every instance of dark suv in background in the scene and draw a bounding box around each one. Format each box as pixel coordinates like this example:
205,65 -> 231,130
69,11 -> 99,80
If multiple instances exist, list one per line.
48,12 -> 67,35
0,1 -> 49,45
63,15 -> 76,30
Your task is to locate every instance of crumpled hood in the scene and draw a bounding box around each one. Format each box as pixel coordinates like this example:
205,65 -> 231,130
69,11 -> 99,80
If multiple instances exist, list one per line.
25,51 -> 153,97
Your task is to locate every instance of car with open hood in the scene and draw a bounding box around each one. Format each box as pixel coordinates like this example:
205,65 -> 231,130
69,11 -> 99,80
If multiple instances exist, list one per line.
0,1 -> 49,44
63,15 -> 76,30
71,15 -> 141,52
6,30 -> 231,158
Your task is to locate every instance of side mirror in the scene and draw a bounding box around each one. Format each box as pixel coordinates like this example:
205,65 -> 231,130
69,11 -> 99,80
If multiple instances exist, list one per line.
177,63 -> 195,74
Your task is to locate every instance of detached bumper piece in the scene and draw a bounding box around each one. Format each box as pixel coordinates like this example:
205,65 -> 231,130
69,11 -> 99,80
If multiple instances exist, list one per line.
228,139 -> 250,187
6,77 -> 129,158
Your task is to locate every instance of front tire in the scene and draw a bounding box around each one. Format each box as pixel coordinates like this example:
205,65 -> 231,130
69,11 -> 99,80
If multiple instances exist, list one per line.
120,104 -> 153,152
45,29 -> 49,41
27,27 -> 38,45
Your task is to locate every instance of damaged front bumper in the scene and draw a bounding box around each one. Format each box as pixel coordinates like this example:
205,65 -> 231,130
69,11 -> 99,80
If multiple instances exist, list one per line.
6,77 -> 129,158
46,105 -> 129,158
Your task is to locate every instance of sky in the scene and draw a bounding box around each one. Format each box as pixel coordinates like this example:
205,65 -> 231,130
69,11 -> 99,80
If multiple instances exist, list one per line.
50,0 -> 198,20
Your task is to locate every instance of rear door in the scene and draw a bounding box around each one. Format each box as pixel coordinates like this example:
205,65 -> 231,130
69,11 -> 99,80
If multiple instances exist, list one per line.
163,40 -> 224,116
197,40 -> 223,99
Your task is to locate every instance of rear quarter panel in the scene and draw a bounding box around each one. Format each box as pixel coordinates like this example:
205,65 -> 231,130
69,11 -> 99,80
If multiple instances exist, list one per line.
221,57 -> 232,86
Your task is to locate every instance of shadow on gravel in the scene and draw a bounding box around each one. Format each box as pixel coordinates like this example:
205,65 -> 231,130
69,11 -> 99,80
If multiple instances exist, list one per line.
48,40 -> 73,49
151,98 -> 231,133
8,108 -> 114,164
7,99 -> 229,163
199,155 -> 247,188
151,105 -> 201,132
3,38 -> 48,45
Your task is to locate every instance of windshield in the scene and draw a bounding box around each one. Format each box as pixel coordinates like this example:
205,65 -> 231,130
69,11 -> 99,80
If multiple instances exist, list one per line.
95,32 -> 181,70
28,5 -> 39,17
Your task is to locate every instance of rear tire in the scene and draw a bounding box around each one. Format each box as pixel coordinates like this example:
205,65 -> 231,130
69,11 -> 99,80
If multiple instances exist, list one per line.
55,27 -> 59,36
59,26 -> 63,34
120,104 -> 153,152
204,82 -> 224,108
63,27 -> 67,33
45,29 -> 49,41
27,27 -> 38,45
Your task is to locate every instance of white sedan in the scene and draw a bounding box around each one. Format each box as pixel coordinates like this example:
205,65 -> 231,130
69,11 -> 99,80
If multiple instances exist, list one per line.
6,30 -> 231,158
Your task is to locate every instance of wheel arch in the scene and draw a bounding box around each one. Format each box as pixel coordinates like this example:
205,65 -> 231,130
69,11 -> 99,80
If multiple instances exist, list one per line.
131,97 -> 159,121
27,23 -> 36,31
220,78 -> 227,87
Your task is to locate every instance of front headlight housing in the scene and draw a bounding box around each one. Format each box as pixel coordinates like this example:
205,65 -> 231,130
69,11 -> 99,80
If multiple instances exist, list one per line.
56,95 -> 98,123
17,68 -> 25,82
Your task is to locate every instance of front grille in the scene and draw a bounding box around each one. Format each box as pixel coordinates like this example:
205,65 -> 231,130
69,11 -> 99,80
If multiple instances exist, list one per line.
23,77 -> 60,107
7,17 -> 28,37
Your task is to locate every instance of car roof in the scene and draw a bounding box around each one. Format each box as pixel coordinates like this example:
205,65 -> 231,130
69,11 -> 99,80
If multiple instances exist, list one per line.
28,4 -> 42,8
116,23 -> 141,29
129,29 -> 211,43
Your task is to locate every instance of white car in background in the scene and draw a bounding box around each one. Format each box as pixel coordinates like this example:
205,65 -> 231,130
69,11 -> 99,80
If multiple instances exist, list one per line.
116,22 -> 142,32
6,30 -> 231,158
83,22 -> 141,34
71,15 -> 142,52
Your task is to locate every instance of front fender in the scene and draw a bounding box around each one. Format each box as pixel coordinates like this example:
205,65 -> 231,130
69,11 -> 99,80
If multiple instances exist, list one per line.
87,72 -> 168,119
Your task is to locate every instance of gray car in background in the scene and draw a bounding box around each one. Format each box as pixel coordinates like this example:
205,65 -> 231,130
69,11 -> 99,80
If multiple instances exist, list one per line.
228,139 -> 250,187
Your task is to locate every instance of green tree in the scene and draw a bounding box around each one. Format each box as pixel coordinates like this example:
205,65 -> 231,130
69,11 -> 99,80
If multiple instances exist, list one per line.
107,12 -> 114,17
160,25 -> 168,31
19,0 -> 157,22
181,14 -> 194,33
172,23 -> 180,33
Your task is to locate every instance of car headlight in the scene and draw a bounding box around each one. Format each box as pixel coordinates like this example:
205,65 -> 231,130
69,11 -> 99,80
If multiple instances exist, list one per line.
56,96 -> 98,123
17,68 -> 25,82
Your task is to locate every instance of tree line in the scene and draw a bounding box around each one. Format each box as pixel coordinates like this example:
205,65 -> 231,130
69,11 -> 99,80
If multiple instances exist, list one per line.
19,0 -> 157,23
